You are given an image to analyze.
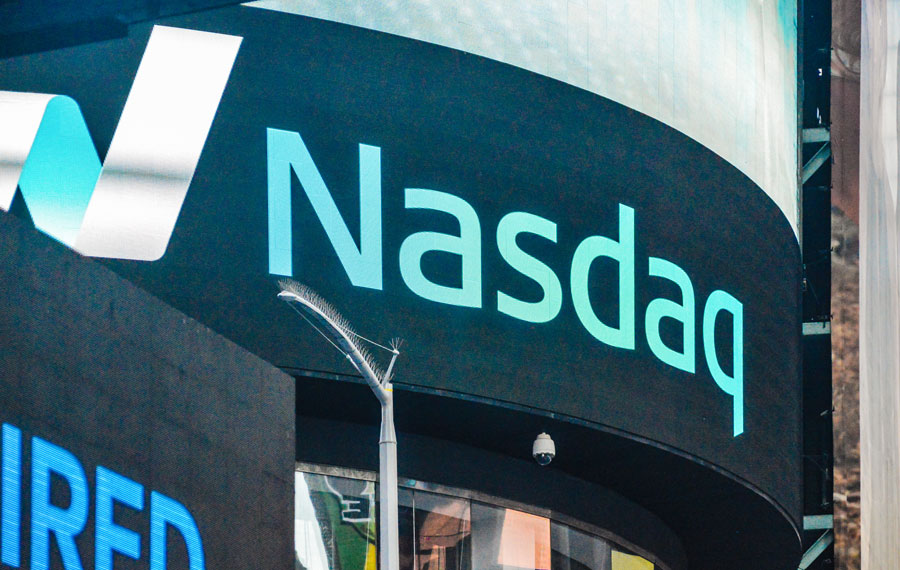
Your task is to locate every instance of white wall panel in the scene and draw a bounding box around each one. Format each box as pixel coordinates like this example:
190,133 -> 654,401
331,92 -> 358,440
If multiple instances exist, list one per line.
860,1 -> 900,569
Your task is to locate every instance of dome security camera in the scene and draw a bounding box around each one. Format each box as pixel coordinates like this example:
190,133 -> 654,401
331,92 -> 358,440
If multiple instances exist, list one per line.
532,432 -> 555,466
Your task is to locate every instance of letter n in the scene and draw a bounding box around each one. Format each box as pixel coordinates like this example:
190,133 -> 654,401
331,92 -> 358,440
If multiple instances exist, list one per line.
267,129 -> 382,289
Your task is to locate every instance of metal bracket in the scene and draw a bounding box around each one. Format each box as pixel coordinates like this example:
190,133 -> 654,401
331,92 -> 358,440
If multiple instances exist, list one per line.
803,514 -> 834,530
802,142 -> 832,184
798,529 -> 834,569
803,321 -> 831,335
802,127 -> 830,143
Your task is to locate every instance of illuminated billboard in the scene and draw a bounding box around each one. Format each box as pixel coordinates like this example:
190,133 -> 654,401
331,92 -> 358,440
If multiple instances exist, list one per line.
0,1 -> 801,547
0,209 -> 295,570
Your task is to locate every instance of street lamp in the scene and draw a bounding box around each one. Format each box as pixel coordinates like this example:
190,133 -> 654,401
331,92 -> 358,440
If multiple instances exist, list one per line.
277,279 -> 401,570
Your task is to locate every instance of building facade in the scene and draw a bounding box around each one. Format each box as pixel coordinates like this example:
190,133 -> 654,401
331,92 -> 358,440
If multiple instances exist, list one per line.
0,2 -> 815,569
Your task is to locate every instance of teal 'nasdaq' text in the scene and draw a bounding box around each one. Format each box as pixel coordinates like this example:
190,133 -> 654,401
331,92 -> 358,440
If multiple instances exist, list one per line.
266,129 -> 745,437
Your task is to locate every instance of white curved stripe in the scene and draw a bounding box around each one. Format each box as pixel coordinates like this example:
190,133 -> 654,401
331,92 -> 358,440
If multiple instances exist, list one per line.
75,26 -> 242,260
247,0 -> 798,237
0,27 -> 242,261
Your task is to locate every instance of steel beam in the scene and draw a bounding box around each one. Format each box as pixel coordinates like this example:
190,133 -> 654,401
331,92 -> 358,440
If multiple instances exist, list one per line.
802,127 -> 831,143
798,530 -> 834,569
802,143 -> 832,183
803,514 -> 834,530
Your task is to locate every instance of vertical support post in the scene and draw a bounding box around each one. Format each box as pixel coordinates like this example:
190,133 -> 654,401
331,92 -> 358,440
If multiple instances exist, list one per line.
379,392 -> 399,570
277,282 -> 401,570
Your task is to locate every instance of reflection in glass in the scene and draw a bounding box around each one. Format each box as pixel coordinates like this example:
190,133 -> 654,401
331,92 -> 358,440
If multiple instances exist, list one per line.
296,472 -> 329,570
498,510 -> 551,570
296,472 -> 378,570
610,551 -> 653,570
295,470 -> 654,570
414,491 -> 471,570
551,523 -> 610,570
400,488 -> 416,570
472,503 -> 551,570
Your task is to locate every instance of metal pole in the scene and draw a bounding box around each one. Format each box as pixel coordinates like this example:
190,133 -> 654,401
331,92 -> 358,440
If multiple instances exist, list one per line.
276,281 -> 402,570
379,391 -> 399,570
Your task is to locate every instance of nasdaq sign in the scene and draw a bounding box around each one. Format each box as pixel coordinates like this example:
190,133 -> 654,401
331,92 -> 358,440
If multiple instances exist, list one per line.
267,128 -> 747,436
0,7 -> 802,513
0,26 -> 241,261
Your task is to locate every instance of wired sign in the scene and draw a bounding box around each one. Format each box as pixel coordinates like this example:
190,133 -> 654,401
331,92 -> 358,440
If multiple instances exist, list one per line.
0,423 -> 206,570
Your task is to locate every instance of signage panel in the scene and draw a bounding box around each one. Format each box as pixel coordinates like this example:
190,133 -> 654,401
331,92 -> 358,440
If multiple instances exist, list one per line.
0,6 -> 801,519
0,209 -> 295,570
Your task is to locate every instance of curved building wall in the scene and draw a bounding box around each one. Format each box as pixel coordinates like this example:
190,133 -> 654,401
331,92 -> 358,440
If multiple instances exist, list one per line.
0,0 -> 801,516
0,3 -> 803,568
248,0 -> 799,236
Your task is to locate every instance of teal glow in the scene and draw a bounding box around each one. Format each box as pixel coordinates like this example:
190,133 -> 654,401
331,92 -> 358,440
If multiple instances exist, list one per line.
496,212 -> 562,323
570,204 -> 635,349
150,491 -> 205,570
703,290 -> 744,437
1,424 -> 21,568
31,437 -> 89,570
267,128 -> 382,289
95,466 -> 143,570
645,257 -> 696,373
17,96 -> 102,247
267,129 -> 293,276
399,188 -> 481,308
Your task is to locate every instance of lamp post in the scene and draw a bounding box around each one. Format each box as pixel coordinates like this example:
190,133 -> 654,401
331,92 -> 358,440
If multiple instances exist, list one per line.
277,280 -> 400,570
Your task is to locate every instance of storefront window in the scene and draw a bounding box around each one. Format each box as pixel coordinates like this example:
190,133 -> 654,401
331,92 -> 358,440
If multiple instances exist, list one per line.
551,523 -> 611,570
396,488 -> 416,570
414,491 -> 471,570
472,503 -> 551,570
295,470 -> 654,570
296,472 -> 378,570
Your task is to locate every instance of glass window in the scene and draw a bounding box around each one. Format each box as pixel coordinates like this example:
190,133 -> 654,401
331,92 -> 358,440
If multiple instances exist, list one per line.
296,472 -> 378,570
414,491 -> 471,570
472,503 -> 551,570
296,472 -> 330,570
399,487 -> 416,570
295,469 -> 654,570
551,523 -> 610,570
610,551 -> 653,570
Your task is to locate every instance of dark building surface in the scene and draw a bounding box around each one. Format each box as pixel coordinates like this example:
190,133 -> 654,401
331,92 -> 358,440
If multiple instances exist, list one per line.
0,4 -> 817,570
0,210 -> 295,570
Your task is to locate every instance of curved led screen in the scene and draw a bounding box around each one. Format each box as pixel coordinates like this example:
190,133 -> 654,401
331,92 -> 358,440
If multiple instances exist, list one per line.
0,6 -> 801,523
250,0 -> 799,237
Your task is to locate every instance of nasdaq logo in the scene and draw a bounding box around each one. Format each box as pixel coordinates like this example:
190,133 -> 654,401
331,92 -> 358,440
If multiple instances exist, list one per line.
0,25 -> 241,260
268,129 -> 746,436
